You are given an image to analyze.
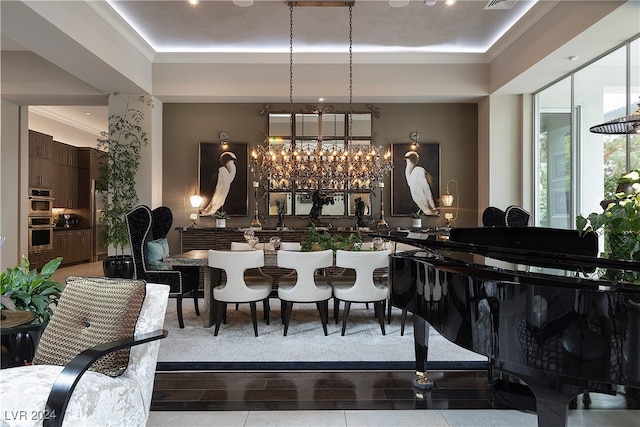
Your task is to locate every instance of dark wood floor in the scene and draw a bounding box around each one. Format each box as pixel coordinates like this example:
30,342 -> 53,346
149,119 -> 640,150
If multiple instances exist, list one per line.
151,370 -> 640,412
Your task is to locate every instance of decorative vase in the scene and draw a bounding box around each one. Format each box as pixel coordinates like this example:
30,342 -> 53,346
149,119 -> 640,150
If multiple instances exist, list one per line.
216,218 -> 226,228
412,218 -> 422,228
102,255 -> 134,279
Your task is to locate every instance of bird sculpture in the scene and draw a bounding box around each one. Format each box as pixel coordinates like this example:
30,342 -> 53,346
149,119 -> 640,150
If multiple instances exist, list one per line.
404,151 -> 437,215
201,151 -> 237,215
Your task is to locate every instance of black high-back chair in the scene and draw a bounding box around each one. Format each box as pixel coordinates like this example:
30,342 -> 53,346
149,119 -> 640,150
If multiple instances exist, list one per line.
126,205 -> 199,328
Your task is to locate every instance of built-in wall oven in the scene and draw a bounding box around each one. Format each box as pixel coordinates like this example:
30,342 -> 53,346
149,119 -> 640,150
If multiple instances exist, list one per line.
28,188 -> 55,253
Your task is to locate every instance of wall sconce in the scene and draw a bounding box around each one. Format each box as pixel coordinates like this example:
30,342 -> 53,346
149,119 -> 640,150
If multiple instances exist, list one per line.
441,179 -> 459,227
410,131 -> 420,149
189,194 -> 203,227
190,194 -> 203,209
219,131 -> 229,149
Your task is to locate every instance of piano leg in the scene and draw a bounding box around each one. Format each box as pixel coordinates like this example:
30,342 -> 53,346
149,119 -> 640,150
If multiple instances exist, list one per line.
413,315 -> 434,390
518,374 -> 584,427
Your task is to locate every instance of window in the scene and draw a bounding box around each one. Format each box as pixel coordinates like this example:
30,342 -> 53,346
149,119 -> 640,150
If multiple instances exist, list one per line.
534,36 -> 640,229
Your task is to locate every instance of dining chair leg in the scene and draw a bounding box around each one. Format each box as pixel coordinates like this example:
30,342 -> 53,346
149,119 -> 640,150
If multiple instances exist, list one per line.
214,301 -> 226,336
194,294 -> 200,316
334,298 -> 340,324
176,295 -> 184,329
283,301 -> 293,336
317,301 -> 329,336
387,296 -> 391,324
263,298 -> 270,325
400,308 -> 407,336
250,302 -> 259,337
281,300 -> 286,324
340,301 -> 351,336
375,301 -> 386,335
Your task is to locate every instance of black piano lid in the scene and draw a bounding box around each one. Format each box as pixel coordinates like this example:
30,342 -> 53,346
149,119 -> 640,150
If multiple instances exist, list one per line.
375,227 -> 640,280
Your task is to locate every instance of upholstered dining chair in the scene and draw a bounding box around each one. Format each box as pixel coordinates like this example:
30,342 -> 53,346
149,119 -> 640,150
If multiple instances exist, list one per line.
126,205 -> 199,328
277,249 -> 333,336
0,276 -> 169,427
208,249 -> 272,337
332,249 -> 391,336
230,242 -> 275,286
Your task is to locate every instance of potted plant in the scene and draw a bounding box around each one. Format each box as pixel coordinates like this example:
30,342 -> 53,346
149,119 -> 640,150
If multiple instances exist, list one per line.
1,256 -> 64,324
411,210 -> 423,228
576,170 -> 640,281
96,93 -> 153,278
213,209 -> 228,228
1,257 -> 64,366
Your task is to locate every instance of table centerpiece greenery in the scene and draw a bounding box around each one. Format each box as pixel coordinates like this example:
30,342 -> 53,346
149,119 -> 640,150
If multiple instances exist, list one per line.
300,225 -> 364,252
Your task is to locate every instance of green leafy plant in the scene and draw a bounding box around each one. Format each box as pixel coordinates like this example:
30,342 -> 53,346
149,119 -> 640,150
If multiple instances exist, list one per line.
96,93 -> 153,255
213,209 -> 228,219
576,169 -> 640,261
411,209 -> 423,219
300,225 -> 363,252
0,257 -> 64,324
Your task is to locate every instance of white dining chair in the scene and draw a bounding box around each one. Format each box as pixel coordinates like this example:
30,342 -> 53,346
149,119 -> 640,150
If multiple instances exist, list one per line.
208,249 -> 272,337
276,249 -> 333,336
333,249 -> 391,336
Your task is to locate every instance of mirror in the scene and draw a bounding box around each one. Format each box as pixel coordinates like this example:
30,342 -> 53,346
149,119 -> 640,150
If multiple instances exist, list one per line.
266,111 -> 372,216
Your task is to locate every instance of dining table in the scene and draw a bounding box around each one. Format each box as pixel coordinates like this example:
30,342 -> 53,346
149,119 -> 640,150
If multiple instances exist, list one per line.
164,241 -> 405,328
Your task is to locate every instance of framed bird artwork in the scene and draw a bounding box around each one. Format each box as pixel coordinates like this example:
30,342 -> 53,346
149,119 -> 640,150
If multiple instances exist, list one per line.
198,142 -> 249,216
391,142 -> 440,216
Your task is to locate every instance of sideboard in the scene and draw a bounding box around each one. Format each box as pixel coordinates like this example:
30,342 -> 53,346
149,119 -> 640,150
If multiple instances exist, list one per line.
176,227 -> 372,252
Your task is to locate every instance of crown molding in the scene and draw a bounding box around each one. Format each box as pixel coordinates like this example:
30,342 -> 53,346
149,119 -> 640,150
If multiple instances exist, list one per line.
30,106 -> 103,136
86,0 -> 156,62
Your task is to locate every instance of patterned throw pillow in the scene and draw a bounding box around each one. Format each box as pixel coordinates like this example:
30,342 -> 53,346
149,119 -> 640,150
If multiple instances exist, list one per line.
32,276 -> 146,377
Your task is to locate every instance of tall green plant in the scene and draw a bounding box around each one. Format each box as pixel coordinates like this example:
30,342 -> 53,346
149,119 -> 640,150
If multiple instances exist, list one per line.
96,93 -> 153,255
0,257 -> 64,324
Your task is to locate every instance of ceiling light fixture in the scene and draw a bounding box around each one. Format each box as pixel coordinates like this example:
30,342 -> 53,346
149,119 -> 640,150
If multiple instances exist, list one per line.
187,0 -> 199,5
590,99 -> 640,135
250,1 -> 392,191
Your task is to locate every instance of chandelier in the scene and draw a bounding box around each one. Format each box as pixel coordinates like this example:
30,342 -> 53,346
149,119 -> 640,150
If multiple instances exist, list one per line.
250,2 -> 392,191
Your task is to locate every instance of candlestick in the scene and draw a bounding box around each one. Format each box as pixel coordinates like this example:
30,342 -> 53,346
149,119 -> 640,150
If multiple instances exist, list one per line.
377,183 -> 389,229
251,182 -> 262,228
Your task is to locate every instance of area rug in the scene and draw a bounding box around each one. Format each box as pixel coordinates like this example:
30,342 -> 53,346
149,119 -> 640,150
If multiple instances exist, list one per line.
157,299 -> 487,371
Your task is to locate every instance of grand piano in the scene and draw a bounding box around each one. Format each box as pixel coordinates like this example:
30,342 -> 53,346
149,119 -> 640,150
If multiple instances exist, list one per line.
383,227 -> 640,427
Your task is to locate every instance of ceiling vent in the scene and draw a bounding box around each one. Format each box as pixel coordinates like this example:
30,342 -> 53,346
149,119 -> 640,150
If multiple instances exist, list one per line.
484,0 -> 516,10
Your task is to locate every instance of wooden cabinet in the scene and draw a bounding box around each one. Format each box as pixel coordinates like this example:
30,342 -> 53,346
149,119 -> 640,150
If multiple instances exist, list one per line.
53,229 -> 91,266
52,141 -> 78,208
28,131 -> 53,189
27,250 -> 55,271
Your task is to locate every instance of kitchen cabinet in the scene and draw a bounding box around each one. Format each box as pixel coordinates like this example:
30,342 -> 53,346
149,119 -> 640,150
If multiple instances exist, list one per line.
52,141 -> 78,208
54,229 -> 91,266
27,250 -> 55,271
28,131 -> 53,189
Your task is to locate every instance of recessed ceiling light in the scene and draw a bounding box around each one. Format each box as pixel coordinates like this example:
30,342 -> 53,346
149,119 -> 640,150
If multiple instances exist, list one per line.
188,0 -> 199,5
389,0 -> 410,7
318,98 -> 325,102
233,0 -> 254,6
85,112 -> 92,116
568,55 -> 578,61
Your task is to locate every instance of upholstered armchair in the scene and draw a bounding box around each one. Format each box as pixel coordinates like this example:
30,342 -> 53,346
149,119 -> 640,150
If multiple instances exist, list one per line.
0,277 -> 169,427
126,205 -> 199,328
